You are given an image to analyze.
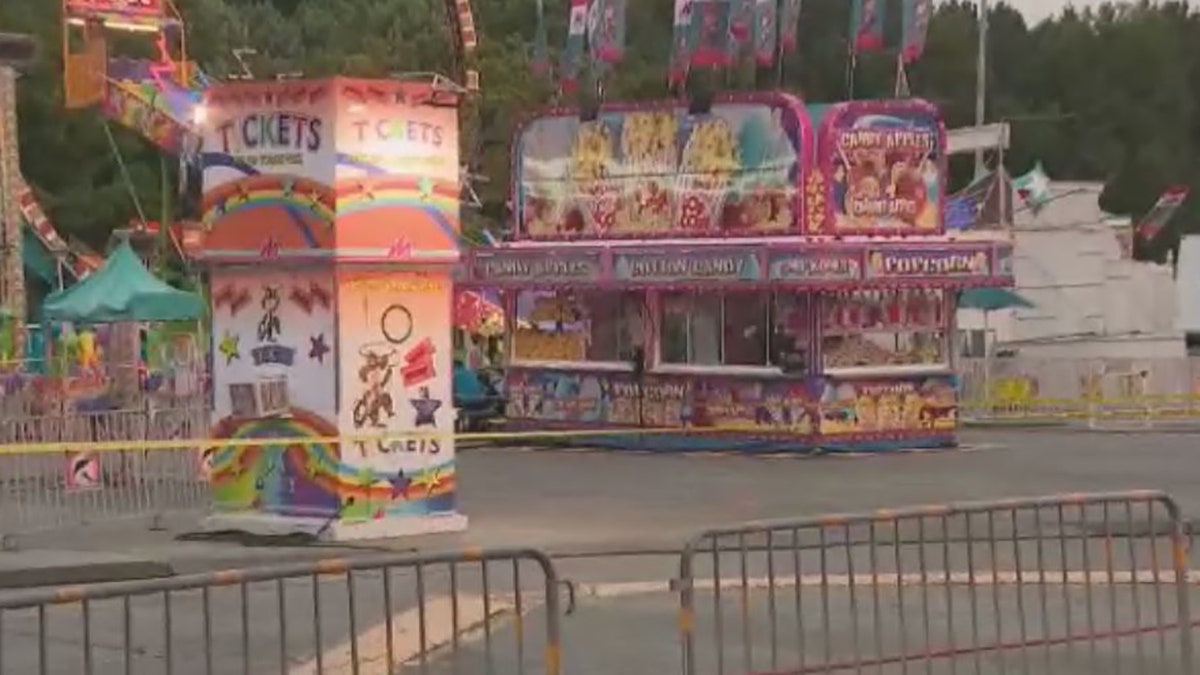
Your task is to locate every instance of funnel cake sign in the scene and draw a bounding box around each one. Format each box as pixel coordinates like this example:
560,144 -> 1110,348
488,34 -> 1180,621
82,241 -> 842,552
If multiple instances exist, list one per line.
813,100 -> 946,236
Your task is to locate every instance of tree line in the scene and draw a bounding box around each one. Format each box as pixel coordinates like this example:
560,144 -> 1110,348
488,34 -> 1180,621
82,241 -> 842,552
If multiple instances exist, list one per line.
0,0 -> 1194,261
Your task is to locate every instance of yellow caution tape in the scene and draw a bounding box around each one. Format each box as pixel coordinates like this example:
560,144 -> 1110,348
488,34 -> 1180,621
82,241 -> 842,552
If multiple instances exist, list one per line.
4,393 -> 1199,455
963,393 -> 1200,421
0,426 -> 688,456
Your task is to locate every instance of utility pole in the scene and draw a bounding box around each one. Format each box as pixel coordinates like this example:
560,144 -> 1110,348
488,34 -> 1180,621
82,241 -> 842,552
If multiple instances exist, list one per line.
974,0 -> 989,177
157,153 -> 170,275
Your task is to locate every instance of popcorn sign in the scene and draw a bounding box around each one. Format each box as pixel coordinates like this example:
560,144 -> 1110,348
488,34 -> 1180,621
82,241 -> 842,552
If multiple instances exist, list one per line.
865,248 -> 992,279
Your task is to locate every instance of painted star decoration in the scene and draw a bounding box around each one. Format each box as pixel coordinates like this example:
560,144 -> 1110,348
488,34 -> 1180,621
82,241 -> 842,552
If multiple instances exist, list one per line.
410,387 -> 443,428
218,331 -> 241,365
417,176 -> 435,201
309,333 -> 330,363
388,471 -> 410,499
410,468 -> 444,496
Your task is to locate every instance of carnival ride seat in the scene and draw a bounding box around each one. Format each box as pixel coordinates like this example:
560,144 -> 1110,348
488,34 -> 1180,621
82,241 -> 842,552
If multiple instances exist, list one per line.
453,360 -> 506,432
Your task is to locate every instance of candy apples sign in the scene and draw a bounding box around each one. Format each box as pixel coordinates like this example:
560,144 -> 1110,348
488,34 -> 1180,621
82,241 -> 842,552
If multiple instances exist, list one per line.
815,100 -> 947,236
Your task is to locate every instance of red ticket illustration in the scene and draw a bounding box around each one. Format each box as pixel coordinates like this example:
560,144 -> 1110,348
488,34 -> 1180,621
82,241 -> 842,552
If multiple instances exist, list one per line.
402,359 -> 435,388
405,337 -> 435,365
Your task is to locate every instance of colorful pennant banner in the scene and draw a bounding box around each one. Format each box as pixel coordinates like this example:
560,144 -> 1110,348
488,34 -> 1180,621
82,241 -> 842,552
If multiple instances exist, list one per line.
901,0 -> 932,63
669,0 -> 694,85
850,0 -> 885,53
561,0 -> 590,92
589,0 -> 628,64
779,0 -> 802,54
730,0 -> 754,56
1013,162 -> 1052,215
689,0 -> 736,68
532,0 -> 551,76
752,0 -> 778,67
945,170 -> 1013,232
1137,186 -> 1190,242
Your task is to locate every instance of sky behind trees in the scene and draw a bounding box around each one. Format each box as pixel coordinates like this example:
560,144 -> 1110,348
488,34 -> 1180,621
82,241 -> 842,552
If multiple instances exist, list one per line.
998,0 -> 1114,23
0,0 -> 1195,262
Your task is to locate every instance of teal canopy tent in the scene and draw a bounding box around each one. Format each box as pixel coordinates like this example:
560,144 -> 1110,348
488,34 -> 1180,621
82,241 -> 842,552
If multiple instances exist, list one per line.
958,288 -> 1035,400
43,241 -> 203,323
958,287 -> 1035,311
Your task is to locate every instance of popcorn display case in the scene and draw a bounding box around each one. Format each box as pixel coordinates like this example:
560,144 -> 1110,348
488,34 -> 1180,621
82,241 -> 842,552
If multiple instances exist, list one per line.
461,93 -> 1014,452
820,289 -> 948,371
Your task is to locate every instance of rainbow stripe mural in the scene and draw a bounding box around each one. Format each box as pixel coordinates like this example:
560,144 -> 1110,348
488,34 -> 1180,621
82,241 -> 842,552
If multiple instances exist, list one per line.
208,409 -> 457,521
199,174 -> 462,259
201,175 -> 337,228
334,176 -> 461,218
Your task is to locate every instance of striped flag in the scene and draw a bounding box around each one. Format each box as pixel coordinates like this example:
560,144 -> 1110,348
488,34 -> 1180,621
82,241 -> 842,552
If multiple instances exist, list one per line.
532,0 -> 551,76
1013,162 -> 1052,215
779,0 -> 802,54
561,0 -> 589,92
669,0 -> 693,85
850,0 -> 885,53
752,0 -> 778,67
901,0 -> 932,63
588,0 -> 628,64
1137,186 -> 1190,242
945,170 -> 1013,231
730,0 -> 754,57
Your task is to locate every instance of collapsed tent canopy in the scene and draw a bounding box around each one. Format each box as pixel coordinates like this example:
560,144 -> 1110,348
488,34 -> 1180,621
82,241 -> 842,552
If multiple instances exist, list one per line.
43,241 -> 203,323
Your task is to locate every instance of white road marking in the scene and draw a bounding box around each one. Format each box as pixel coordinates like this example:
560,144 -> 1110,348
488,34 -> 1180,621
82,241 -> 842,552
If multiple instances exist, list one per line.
288,594 -> 518,675
573,569 -> 1200,600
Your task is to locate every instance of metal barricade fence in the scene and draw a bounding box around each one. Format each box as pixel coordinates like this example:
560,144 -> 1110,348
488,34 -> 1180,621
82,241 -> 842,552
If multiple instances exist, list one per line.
0,407 -> 210,548
0,548 -> 563,675
678,491 -> 1194,675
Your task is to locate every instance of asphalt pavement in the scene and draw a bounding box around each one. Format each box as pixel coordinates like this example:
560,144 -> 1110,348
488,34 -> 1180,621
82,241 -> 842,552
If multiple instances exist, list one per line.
12,428 -> 1200,565
3,428 -> 1200,673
